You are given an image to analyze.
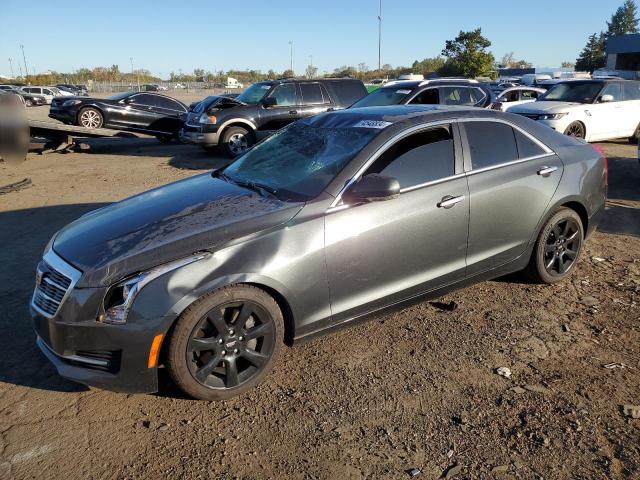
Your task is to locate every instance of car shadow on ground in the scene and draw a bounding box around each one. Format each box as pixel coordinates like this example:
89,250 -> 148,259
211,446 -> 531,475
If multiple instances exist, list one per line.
598,151 -> 640,237
0,203 -> 109,393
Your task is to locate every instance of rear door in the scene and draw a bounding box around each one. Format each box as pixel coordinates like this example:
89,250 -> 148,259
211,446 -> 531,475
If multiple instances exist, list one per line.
297,82 -> 331,118
461,120 -> 563,276
325,123 -> 469,321
149,95 -> 187,133
621,81 -> 640,137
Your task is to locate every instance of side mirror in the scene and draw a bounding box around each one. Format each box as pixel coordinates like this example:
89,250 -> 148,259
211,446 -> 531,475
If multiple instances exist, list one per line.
599,94 -> 614,103
123,97 -> 135,104
262,97 -> 277,108
342,174 -> 400,205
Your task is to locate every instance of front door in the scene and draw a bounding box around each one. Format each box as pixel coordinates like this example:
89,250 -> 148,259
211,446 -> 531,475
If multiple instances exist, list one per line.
114,93 -> 160,130
258,83 -> 299,132
325,123 -> 469,322
460,120 -> 563,276
587,82 -> 623,140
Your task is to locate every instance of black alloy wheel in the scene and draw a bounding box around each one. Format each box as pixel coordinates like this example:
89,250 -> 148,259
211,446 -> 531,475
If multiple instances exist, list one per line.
542,218 -> 581,276
525,208 -> 584,284
187,300 -> 275,389
564,122 -> 585,139
167,285 -> 284,400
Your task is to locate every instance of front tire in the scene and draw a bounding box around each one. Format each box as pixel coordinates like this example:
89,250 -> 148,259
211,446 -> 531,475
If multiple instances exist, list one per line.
166,285 -> 284,400
78,107 -> 103,129
221,126 -> 253,158
628,123 -> 640,144
525,208 -> 584,284
563,121 -> 585,139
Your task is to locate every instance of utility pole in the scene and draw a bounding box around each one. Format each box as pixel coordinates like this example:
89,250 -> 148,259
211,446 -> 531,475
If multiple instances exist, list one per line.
288,41 -> 294,75
8,58 -> 14,79
377,0 -> 382,71
20,44 -> 29,82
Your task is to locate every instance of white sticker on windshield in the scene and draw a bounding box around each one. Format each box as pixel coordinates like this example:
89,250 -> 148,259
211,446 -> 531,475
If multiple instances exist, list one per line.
353,120 -> 393,129
396,89 -> 412,94
260,85 -> 271,89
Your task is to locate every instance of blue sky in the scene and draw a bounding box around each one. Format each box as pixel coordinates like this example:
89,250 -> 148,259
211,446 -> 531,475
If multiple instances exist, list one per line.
0,0 -> 627,77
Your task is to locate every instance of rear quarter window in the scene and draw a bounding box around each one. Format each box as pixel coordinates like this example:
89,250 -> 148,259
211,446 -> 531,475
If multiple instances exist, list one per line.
623,82 -> 640,100
325,80 -> 367,106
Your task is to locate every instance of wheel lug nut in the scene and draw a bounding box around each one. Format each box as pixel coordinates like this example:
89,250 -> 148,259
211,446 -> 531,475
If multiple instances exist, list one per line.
233,348 -> 239,354
221,350 -> 226,356
238,336 -> 244,341
218,338 -> 224,344
229,329 -> 235,335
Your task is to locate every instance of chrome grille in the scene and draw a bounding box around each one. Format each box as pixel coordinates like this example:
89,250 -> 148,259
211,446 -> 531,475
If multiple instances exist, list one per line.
32,249 -> 82,318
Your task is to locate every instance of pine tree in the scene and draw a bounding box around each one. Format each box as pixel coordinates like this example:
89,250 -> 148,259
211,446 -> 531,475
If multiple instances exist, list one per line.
606,0 -> 639,37
575,33 -> 606,72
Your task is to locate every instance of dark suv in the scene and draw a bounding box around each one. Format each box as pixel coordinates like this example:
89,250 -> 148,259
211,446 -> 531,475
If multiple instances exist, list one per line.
351,79 -> 494,109
180,78 -> 367,157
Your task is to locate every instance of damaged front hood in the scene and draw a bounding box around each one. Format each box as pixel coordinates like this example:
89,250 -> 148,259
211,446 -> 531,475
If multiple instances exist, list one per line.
53,173 -> 303,287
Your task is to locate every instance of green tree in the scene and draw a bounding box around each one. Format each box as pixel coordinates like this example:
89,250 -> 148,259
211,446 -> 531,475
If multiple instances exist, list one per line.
575,32 -> 606,72
561,61 -> 575,68
411,57 -> 445,76
439,28 -> 495,78
606,0 -> 639,37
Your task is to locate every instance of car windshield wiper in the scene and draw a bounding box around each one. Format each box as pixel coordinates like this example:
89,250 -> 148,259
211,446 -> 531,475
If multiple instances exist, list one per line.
235,180 -> 280,199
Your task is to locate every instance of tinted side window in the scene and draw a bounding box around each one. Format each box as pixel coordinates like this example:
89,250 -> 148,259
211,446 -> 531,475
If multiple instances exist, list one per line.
514,129 -> 546,159
623,82 -> 640,100
300,83 -> 324,104
409,88 -> 439,105
465,122 -> 518,169
155,96 -> 185,111
601,82 -> 622,101
130,94 -> 155,106
441,86 -> 475,106
270,83 -> 297,106
365,125 -> 455,188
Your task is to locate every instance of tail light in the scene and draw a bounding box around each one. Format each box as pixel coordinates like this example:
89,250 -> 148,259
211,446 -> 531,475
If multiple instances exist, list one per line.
591,144 -> 608,187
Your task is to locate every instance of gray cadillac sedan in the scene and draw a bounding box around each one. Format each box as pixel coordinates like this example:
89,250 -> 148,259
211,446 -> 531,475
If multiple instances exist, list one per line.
31,105 -> 607,400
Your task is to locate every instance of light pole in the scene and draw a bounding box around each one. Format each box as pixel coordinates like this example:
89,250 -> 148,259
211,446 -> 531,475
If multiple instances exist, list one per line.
288,41 -> 294,75
8,58 -> 14,79
377,0 -> 382,71
130,56 -> 139,91
20,44 -> 29,82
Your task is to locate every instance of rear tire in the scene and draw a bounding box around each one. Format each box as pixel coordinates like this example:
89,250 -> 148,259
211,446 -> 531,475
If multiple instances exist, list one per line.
221,126 -> 254,158
156,134 -> 176,144
525,208 -> 584,284
166,284 -> 284,400
78,107 -> 103,129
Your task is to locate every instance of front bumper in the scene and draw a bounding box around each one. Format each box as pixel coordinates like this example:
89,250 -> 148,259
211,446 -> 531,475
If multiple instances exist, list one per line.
32,303 -> 160,393
180,124 -> 219,146
49,107 -> 77,124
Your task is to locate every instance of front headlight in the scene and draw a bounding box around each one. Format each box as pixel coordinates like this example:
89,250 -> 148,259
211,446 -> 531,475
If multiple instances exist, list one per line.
198,113 -> 217,124
100,252 -> 210,324
62,99 -> 82,107
539,113 -> 568,120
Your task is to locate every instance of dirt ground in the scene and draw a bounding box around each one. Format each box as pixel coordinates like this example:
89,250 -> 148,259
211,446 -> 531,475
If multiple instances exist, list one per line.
0,115 -> 638,479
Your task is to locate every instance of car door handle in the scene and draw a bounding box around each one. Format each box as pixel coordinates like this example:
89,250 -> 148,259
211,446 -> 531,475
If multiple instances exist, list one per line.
537,166 -> 558,177
437,195 -> 465,209
289,110 -> 298,114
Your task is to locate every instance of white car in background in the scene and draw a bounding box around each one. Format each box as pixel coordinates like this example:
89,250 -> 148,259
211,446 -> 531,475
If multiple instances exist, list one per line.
48,86 -> 73,97
19,86 -> 61,104
509,79 -> 640,142
492,86 -> 545,111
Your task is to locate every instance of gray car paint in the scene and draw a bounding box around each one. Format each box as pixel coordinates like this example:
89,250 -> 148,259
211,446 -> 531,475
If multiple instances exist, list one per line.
33,106 -> 606,393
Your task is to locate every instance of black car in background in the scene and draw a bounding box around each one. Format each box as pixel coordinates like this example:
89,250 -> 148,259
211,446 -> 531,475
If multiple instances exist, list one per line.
49,91 -> 188,140
180,78 -> 367,156
0,85 -> 46,106
351,79 -> 495,109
